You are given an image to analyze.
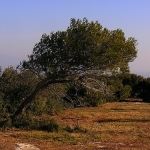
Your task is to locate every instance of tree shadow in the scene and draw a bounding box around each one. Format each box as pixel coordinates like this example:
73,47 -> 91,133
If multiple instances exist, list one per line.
97,118 -> 150,123
119,98 -> 143,102
111,108 -> 138,111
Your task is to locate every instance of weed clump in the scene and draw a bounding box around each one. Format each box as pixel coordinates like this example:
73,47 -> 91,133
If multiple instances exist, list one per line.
65,125 -> 87,133
39,119 -> 61,132
13,111 -> 35,129
12,111 -> 61,132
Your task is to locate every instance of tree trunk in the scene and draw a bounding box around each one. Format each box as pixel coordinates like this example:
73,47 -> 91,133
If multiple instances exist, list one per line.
11,78 -> 69,121
11,89 -> 38,121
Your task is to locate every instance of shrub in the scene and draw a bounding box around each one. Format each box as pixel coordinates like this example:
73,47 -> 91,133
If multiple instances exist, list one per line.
39,119 -> 61,132
84,90 -> 104,107
13,111 -> 35,129
0,116 -> 12,131
65,125 -> 87,133
30,96 -> 63,116
64,125 -> 73,132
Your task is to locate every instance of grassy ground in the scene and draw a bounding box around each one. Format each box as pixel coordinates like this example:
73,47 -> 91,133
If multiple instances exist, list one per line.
0,101 -> 150,150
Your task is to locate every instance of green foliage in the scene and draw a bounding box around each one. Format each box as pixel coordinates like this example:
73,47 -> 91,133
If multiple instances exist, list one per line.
122,74 -> 150,102
138,78 -> 150,102
123,74 -> 144,98
1,18 -> 138,120
120,85 -> 131,100
13,111 -> 35,129
30,95 -> 63,116
45,98 -> 63,115
84,90 -> 104,107
0,94 -> 5,116
64,83 -> 108,107
63,83 -> 87,107
22,18 -> 137,77
13,111 -> 61,132
30,96 -> 47,115
0,67 -> 38,114
39,119 -> 61,132
0,116 -> 12,131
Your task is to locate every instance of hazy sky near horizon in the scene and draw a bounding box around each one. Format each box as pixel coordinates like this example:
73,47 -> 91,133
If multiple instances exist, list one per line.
0,0 -> 150,77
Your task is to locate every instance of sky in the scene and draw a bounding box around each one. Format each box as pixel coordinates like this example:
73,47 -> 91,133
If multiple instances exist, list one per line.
0,0 -> 150,77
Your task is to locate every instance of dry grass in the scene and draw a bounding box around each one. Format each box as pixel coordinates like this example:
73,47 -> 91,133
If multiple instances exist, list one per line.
0,102 -> 150,150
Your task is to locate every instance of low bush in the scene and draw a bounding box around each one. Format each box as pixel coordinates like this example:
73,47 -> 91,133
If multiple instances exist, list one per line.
13,111 -> 61,132
65,124 -> 87,133
39,119 -> 61,132
13,111 -> 35,129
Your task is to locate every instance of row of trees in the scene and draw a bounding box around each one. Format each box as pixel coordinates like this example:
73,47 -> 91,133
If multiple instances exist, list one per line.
0,66 -> 149,119
122,74 -> 150,102
1,18 -> 147,125
0,68 -> 149,122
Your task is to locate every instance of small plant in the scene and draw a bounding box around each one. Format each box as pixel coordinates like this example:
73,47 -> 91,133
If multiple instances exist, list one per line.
73,124 -> 87,133
0,116 -> 12,131
39,119 -> 61,132
13,111 -> 35,129
65,125 -> 73,132
65,124 -> 87,133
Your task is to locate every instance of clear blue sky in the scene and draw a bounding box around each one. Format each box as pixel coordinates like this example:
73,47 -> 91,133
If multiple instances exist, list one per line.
0,0 -> 150,77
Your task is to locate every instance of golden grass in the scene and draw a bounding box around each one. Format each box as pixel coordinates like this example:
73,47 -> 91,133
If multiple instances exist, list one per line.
0,102 -> 150,150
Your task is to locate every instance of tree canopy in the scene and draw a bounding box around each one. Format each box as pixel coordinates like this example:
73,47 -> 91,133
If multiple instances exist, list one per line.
12,18 -> 137,121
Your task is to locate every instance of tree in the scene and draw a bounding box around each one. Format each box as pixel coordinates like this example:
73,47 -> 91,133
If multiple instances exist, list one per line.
122,74 -> 144,98
122,74 -> 150,102
12,18 -> 137,121
138,78 -> 150,102
0,67 -> 38,116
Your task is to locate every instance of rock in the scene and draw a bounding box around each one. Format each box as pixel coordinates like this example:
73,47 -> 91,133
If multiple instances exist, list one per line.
15,143 -> 40,150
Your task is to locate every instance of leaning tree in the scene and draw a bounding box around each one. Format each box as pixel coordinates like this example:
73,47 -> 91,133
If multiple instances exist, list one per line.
12,18 -> 137,121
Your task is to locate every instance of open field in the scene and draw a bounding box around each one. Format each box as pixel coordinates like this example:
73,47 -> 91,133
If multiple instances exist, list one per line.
0,102 -> 150,150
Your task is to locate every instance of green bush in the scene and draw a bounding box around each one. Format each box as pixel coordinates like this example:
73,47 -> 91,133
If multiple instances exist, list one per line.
39,119 -> 61,132
13,111 -> 35,129
0,117 -> 12,131
64,84 -> 107,107
30,96 -> 63,116
13,113 -> 61,132
63,84 -> 87,107
84,90 -> 104,107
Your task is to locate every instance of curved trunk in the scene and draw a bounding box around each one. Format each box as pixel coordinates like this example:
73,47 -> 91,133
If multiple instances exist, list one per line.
12,89 -> 39,121
12,78 -> 69,121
